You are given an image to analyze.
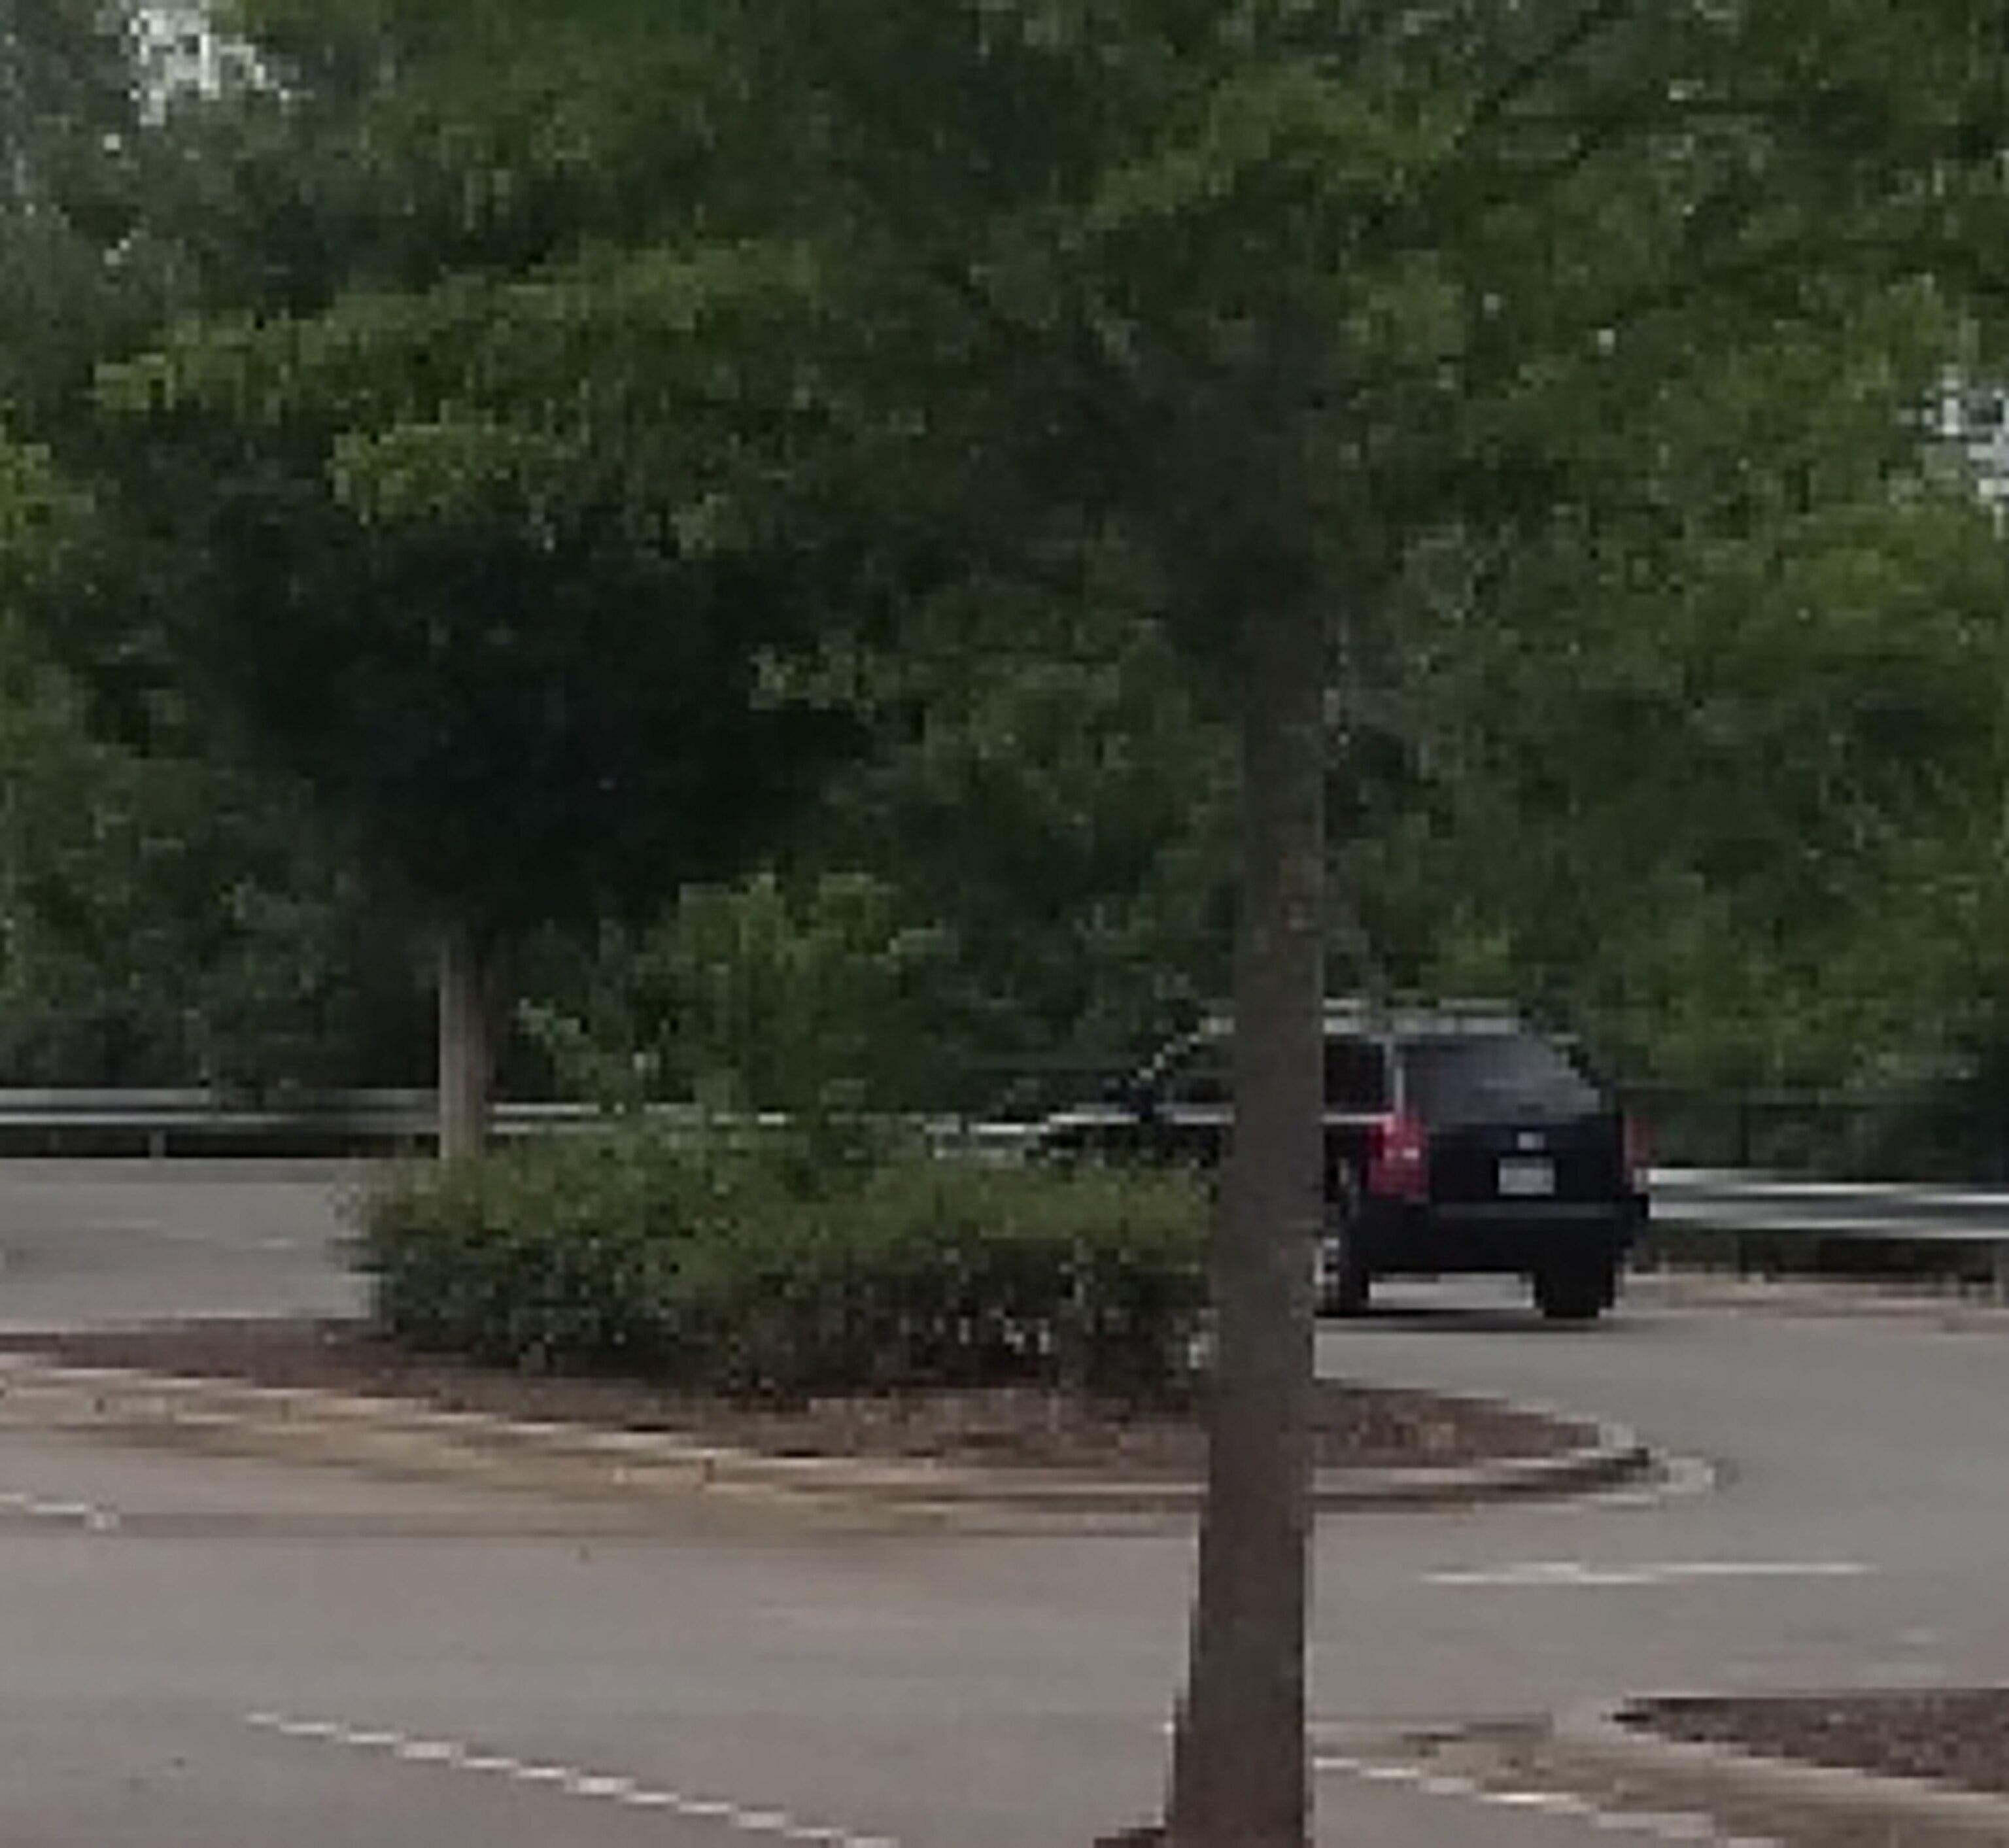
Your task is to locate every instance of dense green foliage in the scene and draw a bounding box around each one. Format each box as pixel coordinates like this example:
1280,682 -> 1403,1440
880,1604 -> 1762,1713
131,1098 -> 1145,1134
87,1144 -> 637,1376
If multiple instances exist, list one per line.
5,0 -> 2009,1165
358,1131 -> 1209,1400
0,664 -> 428,1089
7,9 -> 2008,1839
78,21 -> 861,954
0,1 -> 428,1087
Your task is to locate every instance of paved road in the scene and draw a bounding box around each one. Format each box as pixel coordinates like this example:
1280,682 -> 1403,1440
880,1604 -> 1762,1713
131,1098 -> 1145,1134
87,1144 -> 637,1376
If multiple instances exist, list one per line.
0,1159 -> 362,1329
3,1165 -> 2008,1846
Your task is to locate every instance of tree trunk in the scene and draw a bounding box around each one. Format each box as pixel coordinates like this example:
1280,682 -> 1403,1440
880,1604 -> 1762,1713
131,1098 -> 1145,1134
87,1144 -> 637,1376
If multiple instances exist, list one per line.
1167,592 -> 1326,1848
438,918 -> 502,1162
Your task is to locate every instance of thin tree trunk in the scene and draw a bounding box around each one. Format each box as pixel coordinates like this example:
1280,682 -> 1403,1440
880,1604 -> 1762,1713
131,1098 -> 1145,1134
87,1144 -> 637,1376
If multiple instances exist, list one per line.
438,918 -> 502,1162
1167,592 -> 1326,1848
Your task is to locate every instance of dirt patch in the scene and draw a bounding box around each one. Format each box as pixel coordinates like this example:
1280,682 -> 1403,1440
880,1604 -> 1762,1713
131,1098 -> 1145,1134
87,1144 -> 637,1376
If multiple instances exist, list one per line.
0,1318 -> 1584,1476
1628,1690 -> 2009,1800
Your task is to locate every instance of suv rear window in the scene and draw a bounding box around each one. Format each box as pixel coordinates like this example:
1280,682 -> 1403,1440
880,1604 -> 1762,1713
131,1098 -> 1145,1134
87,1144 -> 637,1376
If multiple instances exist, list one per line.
1399,1033 -> 1601,1125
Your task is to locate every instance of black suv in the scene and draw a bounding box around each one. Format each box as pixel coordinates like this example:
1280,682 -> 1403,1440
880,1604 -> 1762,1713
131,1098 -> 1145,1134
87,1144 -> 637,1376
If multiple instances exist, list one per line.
1033,1001 -> 1648,1322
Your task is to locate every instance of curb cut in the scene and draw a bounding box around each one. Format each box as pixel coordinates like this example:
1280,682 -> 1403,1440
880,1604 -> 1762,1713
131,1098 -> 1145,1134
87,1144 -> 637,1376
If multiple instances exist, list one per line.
1556,1701 -> 2009,1845
0,1354 -> 1651,1516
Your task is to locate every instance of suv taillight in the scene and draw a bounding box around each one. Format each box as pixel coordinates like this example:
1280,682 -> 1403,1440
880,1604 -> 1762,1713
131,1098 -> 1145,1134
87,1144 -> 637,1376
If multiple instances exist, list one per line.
1623,1113 -> 1651,1185
1366,1111 -> 1430,1202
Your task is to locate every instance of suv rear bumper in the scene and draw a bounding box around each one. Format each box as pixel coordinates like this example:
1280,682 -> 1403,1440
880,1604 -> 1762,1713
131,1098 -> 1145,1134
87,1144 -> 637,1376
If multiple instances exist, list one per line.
1350,1195 -> 1645,1276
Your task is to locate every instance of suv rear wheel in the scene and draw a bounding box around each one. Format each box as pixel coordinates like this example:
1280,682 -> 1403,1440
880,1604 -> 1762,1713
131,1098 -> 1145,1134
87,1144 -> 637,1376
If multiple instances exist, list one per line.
1533,1258 -> 1615,1324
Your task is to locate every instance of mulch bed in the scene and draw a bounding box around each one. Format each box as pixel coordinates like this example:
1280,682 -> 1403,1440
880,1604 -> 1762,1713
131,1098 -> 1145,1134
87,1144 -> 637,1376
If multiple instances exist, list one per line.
1628,1690 -> 2009,1800
0,1318 -> 1581,1476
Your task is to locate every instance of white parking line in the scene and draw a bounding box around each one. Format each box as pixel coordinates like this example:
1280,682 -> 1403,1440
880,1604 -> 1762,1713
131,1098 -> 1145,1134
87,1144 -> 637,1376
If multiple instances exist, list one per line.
0,1490 -> 120,1533
246,1711 -> 898,1848
1424,1559 -> 1871,1590
1315,1751 -> 1778,1846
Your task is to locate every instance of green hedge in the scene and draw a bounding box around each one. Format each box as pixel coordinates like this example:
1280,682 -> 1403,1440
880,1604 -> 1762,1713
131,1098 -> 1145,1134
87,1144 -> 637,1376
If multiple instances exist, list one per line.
354,1127 -> 1209,1400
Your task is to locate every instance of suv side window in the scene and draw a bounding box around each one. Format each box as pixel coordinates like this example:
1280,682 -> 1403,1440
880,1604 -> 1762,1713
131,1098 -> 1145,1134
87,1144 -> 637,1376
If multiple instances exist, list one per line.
1152,1031 -> 1390,1110
1323,1035 -> 1390,1112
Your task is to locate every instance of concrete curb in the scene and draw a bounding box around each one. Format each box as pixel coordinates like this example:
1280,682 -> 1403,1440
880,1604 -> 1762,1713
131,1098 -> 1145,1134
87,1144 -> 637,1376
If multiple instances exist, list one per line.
0,1354 -> 1651,1516
1557,1700 -> 2009,1845
1631,1269 -> 2009,1331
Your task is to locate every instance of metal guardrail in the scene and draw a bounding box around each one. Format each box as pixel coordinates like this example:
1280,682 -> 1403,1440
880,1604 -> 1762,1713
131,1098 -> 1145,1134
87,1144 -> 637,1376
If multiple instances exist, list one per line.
1644,1166 -> 2009,1299
0,1089 -> 596,1157
3,1090 -> 2007,1294
0,1090 -> 939,1157
1647,1167 -> 2009,1238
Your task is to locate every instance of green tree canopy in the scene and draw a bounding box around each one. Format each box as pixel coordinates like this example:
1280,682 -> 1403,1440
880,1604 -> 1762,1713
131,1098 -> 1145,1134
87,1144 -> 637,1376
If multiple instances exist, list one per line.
27,0 -> 873,1138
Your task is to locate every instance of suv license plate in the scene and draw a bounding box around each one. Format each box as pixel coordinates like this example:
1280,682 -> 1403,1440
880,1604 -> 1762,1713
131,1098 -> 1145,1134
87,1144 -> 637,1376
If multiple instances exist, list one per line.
1497,1157 -> 1555,1198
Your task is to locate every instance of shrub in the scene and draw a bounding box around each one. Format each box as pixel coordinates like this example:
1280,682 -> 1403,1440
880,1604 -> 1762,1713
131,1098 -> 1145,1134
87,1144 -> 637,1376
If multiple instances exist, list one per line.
354,1124 -> 1209,1401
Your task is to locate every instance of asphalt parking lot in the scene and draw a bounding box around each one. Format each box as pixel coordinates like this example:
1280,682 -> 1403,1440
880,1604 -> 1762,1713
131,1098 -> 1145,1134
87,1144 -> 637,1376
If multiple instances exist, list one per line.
3,1161 -> 2006,1846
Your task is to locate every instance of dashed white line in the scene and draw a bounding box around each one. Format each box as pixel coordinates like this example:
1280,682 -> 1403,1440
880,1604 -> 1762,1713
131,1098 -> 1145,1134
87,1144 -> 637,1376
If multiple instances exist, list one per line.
1424,1558 -> 1870,1590
1590,1453 -> 1719,1507
509,1762 -> 575,1787
568,1772 -> 639,1800
1605,1811 -> 1742,1842
1316,1751 -> 1778,1846
1488,1787 -> 1591,1811
1414,1771 -> 1479,1798
1346,1760 -> 1417,1783
103,1222 -> 313,1255
454,1753 -> 520,1776
246,1712 -> 897,1848
0,1490 -> 120,1533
